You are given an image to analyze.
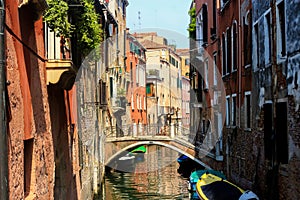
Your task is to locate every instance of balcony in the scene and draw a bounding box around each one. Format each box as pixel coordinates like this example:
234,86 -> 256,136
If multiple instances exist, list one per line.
46,59 -> 76,90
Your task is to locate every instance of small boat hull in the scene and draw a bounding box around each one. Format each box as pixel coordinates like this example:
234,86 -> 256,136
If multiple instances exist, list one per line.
116,153 -> 135,172
177,154 -> 189,164
131,145 -> 146,153
189,170 -> 226,192
196,173 -> 244,200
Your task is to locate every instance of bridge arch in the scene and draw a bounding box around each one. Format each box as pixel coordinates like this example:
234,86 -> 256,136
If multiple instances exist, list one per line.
105,141 -> 212,169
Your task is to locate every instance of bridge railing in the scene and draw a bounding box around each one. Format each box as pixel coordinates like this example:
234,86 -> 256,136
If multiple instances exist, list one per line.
104,123 -> 197,144
105,124 -> 172,139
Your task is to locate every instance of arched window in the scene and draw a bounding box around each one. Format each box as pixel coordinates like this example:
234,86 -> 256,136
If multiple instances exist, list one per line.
226,27 -> 231,74
202,4 -> 208,44
232,22 -> 238,71
222,33 -> 226,76
196,13 -> 203,50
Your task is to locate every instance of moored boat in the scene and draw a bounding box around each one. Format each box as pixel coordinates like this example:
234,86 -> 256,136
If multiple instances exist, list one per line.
131,145 -> 146,153
116,153 -> 136,172
177,154 -> 190,164
196,173 -> 244,200
177,154 -> 201,178
189,169 -> 226,192
130,145 -> 146,163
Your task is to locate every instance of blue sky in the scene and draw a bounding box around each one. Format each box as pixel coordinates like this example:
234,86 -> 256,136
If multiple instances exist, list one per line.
126,0 -> 192,48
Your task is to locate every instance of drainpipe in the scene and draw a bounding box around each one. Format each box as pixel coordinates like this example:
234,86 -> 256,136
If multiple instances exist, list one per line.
0,0 -> 8,199
238,0 -> 241,128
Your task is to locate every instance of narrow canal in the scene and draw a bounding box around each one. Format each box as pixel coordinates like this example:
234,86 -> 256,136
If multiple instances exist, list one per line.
99,145 -> 201,200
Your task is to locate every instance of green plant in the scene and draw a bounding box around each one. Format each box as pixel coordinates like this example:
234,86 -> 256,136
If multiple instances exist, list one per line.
188,7 -> 196,39
44,0 -> 103,58
117,87 -> 126,96
76,0 -> 103,57
43,0 -> 74,37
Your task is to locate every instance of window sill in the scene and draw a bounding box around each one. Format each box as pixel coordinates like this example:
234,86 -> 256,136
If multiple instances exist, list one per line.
222,73 -> 230,78
220,1 -> 231,13
277,56 -> 287,64
244,64 -> 251,69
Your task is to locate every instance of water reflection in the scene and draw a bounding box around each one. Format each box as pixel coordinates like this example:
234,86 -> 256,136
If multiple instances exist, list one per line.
102,145 -> 194,200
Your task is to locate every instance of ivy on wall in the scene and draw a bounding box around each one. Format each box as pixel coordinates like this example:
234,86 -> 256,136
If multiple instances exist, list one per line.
44,0 -> 103,57
188,7 -> 196,39
76,0 -> 103,57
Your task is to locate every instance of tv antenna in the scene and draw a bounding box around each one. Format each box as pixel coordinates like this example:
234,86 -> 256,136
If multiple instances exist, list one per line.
138,11 -> 141,29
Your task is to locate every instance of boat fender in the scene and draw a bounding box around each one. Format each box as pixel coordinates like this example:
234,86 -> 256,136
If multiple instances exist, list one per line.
239,190 -> 260,200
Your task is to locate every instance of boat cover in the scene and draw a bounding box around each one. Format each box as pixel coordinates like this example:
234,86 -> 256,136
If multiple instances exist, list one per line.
196,173 -> 244,200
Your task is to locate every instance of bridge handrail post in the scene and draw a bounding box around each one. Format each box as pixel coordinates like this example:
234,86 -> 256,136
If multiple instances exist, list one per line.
170,123 -> 175,138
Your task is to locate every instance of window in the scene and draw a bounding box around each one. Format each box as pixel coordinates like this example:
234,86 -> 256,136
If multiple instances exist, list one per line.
24,139 -> 34,197
213,53 -> 217,86
136,95 -> 139,110
136,65 -> 139,86
131,94 -> 134,110
226,28 -> 232,74
196,13 -> 202,50
138,66 -> 145,87
204,59 -> 209,90
277,1 -> 286,57
263,101 -> 288,163
109,77 -> 113,97
276,102 -> 288,164
146,83 -> 155,97
232,23 -> 238,71
220,0 -> 229,9
226,96 -> 230,126
253,23 -> 259,70
185,58 -> 190,66
144,96 -> 146,110
45,23 -> 61,60
264,102 -> 272,160
99,80 -> 107,105
243,12 -> 252,66
212,0 -> 217,34
264,12 -> 272,64
202,4 -> 208,44
231,94 -> 237,126
186,102 -> 190,113
222,33 -> 227,76
139,96 -> 142,110
130,62 -> 133,82
245,92 -> 251,129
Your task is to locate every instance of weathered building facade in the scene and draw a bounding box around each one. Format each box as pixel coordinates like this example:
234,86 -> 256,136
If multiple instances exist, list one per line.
190,0 -> 300,199
3,0 -> 110,199
252,0 -> 300,199
126,32 -> 147,130
136,32 -> 183,135
5,0 -> 55,199
176,49 -> 190,129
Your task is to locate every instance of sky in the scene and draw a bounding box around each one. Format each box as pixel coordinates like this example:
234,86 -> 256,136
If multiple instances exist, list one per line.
126,0 -> 192,48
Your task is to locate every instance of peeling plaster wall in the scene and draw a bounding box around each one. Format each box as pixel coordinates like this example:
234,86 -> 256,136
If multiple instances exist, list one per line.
286,0 -> 300,111
252,0 -> 300,199
252,0 -> 270,23
6,1 -> 54,199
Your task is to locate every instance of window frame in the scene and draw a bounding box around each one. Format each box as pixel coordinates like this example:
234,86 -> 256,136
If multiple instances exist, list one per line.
226,95 -> 231,127
244,91 -> 251,130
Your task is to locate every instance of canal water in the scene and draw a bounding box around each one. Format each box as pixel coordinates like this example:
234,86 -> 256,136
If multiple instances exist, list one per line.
100,145 -> 199,200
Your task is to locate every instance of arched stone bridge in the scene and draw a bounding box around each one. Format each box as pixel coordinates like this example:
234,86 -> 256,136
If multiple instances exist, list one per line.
104,135 -> 213,169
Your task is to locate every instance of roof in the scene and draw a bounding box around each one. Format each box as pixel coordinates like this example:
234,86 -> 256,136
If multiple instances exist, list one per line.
140,39 -> 168,49
176,48 -> 190,56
